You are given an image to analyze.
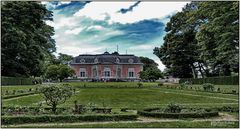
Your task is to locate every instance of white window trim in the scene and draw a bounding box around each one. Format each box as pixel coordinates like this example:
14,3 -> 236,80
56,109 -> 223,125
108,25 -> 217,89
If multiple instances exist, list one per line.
79,68 -> 87,78
128,68 -> 135,78
103,67 -> 111,78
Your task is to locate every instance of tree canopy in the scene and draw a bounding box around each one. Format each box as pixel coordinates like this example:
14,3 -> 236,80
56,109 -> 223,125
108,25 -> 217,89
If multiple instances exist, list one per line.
139,57 -> 163,81
45,64 -> 75,82
154,1 -> 239,78
1,1 -> 55,77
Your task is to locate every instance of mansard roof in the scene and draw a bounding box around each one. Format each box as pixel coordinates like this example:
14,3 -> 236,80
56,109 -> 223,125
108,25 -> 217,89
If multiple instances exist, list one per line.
70,52 -> 143,65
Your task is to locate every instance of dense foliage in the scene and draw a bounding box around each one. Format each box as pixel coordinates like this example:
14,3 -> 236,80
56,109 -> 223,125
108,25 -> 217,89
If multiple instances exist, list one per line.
2,114 -> 138,125
45,64 -> 75,81
38,84 -> 73,113
179,76 -> 239,85
139,57 -> 163,81
154,1 -> 239,78
1,1 -> 56,77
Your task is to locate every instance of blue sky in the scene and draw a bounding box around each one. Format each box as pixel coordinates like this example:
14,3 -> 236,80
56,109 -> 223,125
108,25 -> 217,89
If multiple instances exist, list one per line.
42,1 -> 188,71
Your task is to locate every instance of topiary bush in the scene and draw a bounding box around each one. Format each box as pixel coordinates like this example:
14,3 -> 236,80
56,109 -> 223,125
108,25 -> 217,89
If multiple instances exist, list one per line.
164,103 -> 182,113
202,83 -> 215,92
157,83 -> 163,87
137,82 -> 143,88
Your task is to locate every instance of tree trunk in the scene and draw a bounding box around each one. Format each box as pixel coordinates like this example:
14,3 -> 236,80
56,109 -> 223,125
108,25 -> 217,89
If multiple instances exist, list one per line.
190,64 -> 197,79
52,103 -> 57,114
198,62 -> 205,78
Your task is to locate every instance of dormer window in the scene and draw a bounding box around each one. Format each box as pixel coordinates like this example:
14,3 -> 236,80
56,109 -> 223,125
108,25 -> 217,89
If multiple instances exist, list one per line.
116,58 -> 120,63
94,58 -> 98,63
80,59 -> 85,63
128,59 -> 134,63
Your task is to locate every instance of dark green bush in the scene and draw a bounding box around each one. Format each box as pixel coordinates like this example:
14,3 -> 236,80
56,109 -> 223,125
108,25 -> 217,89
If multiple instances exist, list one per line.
157,83 -> 163,87
137,82 -> 143,88
165,103 -> 182,113
92,107 -> 112,114
1,76 -> 34,85
179,76 -> 239,85
1,114 -> 138,125
137,109 -> 218,118
215,106 -> 239,112
202,83 -> 215,92
2,92 -> 36,99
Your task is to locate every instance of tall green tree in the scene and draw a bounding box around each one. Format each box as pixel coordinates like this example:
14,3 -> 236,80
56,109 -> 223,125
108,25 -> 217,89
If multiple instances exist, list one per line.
189,1 -> 239,76
139,57 -> 158,71
154,3 -> 201,78
1,1 -> 55,77
139,57 -> 163,81
58,53 -> 73,64
45,64 -> 75,82
154,1 -> 239,78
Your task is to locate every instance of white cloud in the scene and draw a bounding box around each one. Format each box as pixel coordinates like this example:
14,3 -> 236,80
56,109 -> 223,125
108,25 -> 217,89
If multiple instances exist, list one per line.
46,16 -> 80,29
74,2 -> 188,24
104,30 -> 124,36
65,27 -> 83,35
74,2 -> 136,21
60,1 -> 71,4
86,25 -> 104,31
129,44 -> 155,50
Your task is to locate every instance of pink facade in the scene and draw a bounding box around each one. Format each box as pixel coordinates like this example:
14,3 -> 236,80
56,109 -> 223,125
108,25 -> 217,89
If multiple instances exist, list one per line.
70,64 -> 143,80
69,52 -> 143,81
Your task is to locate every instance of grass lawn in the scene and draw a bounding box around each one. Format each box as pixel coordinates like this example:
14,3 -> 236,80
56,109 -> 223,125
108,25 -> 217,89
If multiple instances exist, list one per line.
1,82 -> 239,128
2,121 -> 239,128
3,87 -> 238,109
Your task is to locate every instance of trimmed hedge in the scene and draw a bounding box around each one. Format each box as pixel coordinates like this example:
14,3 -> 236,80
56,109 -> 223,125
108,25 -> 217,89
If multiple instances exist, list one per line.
179,76 -> 239,85
1,76 -> 34,85
2,92 -> 36,99
1,114 -> 138,125
137,108 -> 219,118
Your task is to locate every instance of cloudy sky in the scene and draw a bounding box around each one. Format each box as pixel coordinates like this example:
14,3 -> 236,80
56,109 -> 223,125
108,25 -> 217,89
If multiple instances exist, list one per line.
42,1 -> 188,71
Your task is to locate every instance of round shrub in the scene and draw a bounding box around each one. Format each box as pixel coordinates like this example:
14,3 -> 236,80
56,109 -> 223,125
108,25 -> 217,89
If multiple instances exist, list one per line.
202,83 -> 215,92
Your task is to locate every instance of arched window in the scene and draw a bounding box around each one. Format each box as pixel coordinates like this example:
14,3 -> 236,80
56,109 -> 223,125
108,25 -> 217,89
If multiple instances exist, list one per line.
80,68 -> 86,77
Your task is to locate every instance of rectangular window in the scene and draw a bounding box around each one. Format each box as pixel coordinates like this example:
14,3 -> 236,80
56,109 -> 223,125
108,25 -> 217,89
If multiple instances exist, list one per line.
80,72 -> 85,77
104,71 -> 110,77
128,72 -> 134,77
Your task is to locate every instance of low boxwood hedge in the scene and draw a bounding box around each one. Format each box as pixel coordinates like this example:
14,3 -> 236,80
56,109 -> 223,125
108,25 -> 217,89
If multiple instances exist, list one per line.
137,108 -> 218,118
2,114 -> 138,125
2,92 -> 36,99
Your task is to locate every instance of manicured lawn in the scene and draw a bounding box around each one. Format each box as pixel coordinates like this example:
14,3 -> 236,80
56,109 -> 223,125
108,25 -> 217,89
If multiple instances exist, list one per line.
2,121 -> 239,128
3,87 -> 238,109
1,82 -> 239,128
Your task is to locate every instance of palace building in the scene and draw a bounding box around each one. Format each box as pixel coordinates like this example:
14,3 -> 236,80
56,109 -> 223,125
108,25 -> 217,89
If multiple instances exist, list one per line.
69,52 -> 143,81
